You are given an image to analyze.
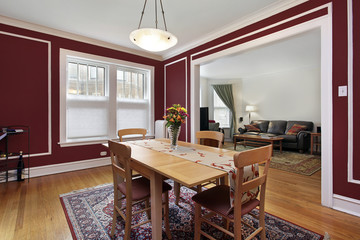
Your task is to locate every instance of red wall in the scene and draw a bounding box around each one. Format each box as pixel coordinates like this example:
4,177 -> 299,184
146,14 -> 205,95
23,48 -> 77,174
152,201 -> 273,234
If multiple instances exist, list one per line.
0,23 -> 163,168
163,0 -> 360,201
165,59 -> 187,141
0,34 -> 49,155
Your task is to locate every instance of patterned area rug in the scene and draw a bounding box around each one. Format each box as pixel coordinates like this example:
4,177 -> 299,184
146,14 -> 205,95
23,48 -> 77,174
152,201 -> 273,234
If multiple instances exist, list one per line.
60,182 -> 324,240
224,144 -> 321,176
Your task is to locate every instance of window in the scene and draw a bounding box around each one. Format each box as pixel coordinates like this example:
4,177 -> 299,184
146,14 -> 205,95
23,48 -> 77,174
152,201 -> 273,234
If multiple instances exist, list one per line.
213,90 -> 230,128
116,67 -> 150,132
60,49 -> 154,146
66,58 -> 109,140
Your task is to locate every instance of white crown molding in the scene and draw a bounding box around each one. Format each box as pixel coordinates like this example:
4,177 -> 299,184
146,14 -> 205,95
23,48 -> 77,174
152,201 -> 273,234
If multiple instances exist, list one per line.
163,0 -> 308,60
0,15 -> 163,61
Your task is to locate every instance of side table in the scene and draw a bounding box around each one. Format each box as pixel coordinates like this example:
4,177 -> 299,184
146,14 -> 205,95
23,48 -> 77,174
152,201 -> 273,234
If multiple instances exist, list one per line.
311,133 -> 321,155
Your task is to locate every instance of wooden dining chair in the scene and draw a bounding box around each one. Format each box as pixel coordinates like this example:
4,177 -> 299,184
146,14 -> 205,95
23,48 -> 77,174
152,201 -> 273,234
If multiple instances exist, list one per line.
118,128 -> 147,142
192,145 -> 272,240
108,140 -> 172,240
196,130 -> 224,148
174,130 -> 224,205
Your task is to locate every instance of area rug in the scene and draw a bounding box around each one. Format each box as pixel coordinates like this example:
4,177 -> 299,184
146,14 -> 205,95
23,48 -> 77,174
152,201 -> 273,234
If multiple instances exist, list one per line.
60,182 -> 324,240
224,144 -> 321,176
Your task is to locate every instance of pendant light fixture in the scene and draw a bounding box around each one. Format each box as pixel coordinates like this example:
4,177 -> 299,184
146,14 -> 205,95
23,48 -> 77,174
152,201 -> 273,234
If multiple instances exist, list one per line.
130,0 -> 177,52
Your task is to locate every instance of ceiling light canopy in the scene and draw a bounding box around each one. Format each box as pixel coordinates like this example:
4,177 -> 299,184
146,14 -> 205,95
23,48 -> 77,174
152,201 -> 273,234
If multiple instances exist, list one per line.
130,0 -> 177,52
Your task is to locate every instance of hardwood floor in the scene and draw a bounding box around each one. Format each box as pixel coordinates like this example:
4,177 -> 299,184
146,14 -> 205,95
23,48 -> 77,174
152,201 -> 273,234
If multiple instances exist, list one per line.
1,159 -> 360,239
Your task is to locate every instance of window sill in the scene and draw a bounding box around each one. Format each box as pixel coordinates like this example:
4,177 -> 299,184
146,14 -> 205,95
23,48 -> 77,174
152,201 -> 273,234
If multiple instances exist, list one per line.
58,136 -> 155,147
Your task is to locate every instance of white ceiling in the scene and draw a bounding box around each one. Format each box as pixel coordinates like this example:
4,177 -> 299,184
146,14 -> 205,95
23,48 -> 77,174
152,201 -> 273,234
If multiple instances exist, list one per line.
200,28 -> 321,79
0,0 -> 289,58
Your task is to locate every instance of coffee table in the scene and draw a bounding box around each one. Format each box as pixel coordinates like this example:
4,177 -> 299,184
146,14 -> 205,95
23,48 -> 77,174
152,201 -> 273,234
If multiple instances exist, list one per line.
233,134 -> 284,156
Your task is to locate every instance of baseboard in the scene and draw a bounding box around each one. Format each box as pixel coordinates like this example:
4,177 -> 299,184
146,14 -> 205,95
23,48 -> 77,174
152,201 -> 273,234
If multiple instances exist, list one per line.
333,194 -> 360,217
0,157 -> 111,183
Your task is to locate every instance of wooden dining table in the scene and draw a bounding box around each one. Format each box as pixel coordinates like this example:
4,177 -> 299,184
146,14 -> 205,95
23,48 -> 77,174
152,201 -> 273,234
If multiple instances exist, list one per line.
125,138 -> 231,239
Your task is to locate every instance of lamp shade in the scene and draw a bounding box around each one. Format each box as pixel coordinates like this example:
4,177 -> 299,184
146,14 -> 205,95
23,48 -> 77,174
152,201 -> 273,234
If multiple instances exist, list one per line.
130,28 -> 178,52
245,105 -> 255,112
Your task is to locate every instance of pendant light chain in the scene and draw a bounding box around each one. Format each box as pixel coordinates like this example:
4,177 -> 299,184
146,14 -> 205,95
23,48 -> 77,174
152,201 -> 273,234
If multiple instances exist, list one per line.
160,0 -> 168,31
137,0 -> 148,29
136,0 -> 168,31
155,0 -> 158,29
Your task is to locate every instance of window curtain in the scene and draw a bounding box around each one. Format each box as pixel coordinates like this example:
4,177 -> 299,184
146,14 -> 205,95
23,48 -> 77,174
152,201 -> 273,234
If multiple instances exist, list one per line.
212,84 -> 237,138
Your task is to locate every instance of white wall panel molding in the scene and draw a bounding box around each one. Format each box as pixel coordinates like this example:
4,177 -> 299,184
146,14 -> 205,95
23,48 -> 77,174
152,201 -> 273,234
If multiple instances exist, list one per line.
164,57 -> 188,142
0,31 -> 52,157
347,0 -> 360,184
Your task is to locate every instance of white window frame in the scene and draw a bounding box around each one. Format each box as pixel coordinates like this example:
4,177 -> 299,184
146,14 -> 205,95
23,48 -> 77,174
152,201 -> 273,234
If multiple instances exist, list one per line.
59,49 -> 155,147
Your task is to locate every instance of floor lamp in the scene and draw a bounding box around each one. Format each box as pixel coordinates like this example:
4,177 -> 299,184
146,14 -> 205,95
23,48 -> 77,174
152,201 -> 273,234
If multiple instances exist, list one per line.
245,105 -> 255,124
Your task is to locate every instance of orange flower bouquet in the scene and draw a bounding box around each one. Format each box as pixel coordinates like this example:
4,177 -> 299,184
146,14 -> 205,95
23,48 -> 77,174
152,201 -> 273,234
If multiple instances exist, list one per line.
163,104 -> 189,127
163,104 -> 189,149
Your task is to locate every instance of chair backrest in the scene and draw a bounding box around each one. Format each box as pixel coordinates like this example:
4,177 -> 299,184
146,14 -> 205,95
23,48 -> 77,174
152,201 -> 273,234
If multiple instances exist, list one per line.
118,128 -> 147,142
108,140 -> 132,189
196,130 -> 224,148
233,145 -> 272,216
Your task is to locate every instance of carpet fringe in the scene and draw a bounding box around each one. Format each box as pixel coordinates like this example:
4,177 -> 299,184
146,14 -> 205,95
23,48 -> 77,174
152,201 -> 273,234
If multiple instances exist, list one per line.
324,232 -> 331,240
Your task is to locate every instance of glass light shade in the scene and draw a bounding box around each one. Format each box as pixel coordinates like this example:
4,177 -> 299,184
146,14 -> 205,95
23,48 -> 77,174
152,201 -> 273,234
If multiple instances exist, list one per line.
130,28 -> 177,52
245,105 -> 255,112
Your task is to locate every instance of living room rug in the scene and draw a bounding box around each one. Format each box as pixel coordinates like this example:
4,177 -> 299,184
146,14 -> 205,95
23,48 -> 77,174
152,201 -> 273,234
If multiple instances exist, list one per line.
224,144 -> 321,176
60,182 -> 324,240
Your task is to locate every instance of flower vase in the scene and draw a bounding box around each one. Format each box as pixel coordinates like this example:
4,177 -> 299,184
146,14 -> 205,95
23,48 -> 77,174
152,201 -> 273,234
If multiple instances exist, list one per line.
168,125 -> 181,150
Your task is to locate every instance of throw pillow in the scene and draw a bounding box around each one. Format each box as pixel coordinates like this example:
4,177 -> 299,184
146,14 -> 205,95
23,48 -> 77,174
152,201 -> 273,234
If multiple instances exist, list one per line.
286,124 -> 307,135
245,124 -> 261,132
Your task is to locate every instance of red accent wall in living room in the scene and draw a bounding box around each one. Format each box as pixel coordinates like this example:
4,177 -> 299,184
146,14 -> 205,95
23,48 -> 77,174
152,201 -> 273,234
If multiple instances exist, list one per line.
0,23 -> 163,167
163,0 -> 360,201
165,59 -> 187,141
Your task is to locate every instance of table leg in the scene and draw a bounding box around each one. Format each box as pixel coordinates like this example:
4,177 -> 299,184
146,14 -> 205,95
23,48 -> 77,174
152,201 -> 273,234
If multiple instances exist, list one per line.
279,140 -> 282,154
234,137 -> 237,150
311,135 -> 314,155
150,171 -> 163,240
174,181 -> 181,205
271,142 -> 274,156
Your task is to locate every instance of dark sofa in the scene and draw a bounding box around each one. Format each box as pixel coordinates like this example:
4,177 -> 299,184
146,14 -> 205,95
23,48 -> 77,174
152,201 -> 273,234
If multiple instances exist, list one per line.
238,120 -> 314,152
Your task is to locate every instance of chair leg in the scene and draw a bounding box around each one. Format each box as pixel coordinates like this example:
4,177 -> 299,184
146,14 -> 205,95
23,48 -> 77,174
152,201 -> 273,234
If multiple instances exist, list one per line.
145,199 -> 151,220
163,192 -> 172,239
196,185 -> 202,193
124,197 -> 132,240
111,207 -> 117,237
111,189 -> 119,237
259,208 -> 266,240
234,215 -> 242,240
194,203 -> 201,240
174,181 -> 181,205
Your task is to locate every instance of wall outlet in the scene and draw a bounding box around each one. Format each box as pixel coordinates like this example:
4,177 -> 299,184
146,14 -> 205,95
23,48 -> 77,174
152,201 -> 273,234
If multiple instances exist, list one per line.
338,85 -> 347,97
100,151 -> 107,156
